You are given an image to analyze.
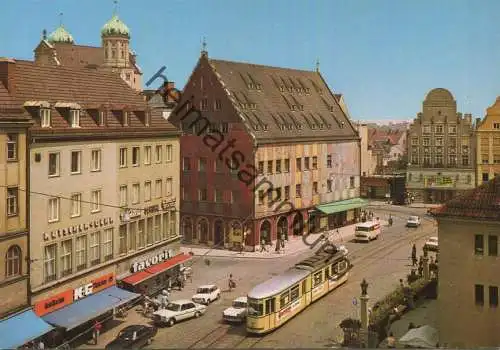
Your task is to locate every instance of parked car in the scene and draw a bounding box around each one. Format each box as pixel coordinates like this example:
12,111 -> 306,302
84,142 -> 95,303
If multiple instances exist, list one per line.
192,284 -> 221,305
105,325 -> 157,349
153,299 -> 207,327
223,296 -> 248,323
406,216 -> 421,227
424,236 -> 439,252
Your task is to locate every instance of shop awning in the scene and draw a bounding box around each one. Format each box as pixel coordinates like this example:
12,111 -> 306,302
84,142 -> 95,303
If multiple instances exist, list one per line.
42,286 -> 141,331
121,253 -> 192,286
315,198 -> 369,215
0,309 -> 54,349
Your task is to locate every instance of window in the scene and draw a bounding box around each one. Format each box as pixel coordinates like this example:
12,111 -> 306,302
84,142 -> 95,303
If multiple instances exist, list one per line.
304,157 -> 310,170
489,235 -> 498,256
48,153 -> 60,176
284,185 -> 290,200
350,176 -> 355,188
284,159 -> 290,172
119,147 -> 127,167
162,212 -> 170,239
70,193 -> 81,217
291,285 -> 300,301
147,217 -> 154,245
489,286 -> 498,307
138,220 -> 146,247
154,214 -> 161,242
166,177 -> 173,196
482,154 -> 489,164
182,187 -> 189,201
155,145 -> 163,163
475,234 -> 484,255
483,173 -> 489,182
183,157 -> 191,171
70,151 -> 81,174
312,182 -> 318,195
170,211 -> 176,238
61,239 -> 72,277
5,245 -> 21,277
296,184 -> 302,198
155,179 -> 163,198
119,185 -> 127,206
90,190 -> 101,213
132,184 -> 140,204
129,221 -> 137,249
48,197 -> 59,222
267,161 -> 273,174
327,155 -> 332,168
435,125 -> 443,134
199,158 -> 207,172
90,231 -> 100,265
199,188 -> 208,201
448,125 -> 456,134
70,109 -> 80,127
144,146 -> 151,165
200,98 -> 208,111
475,284 -> 484,306
423,138 -> 430,146
313,271 -> 323,286
215,99 -> 222,110
6,187 -> 18,217
258,190 -> 264,205
40,108 -> 51,127
280,291 -> 290,308
327,179 -> 333,192
276,160 -> 282,173
75,236 -> 87,271
166,145 -> 173,162
296,158 -> 302,171
312,156 -> 318,169
214,189 -> 223,202
102,228 -> 113,261
494,123 -> 500,129
462,154 -> 469,166
258,161 -> 264,175
132,147 -> 140,166
119,225 -> 127,255
7,134 -> 17,161
91,149 -> 101,171
215,159 -> 224,173
44,244 -> 57,282
144,181 -> 152,202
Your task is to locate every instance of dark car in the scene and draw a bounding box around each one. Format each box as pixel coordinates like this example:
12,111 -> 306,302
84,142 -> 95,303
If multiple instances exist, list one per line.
105,325 -> 157,349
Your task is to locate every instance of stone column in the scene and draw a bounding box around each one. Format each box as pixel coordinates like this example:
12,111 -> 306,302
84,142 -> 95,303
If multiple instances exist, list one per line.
360,279 -> 370,348
423,247 -> 430,282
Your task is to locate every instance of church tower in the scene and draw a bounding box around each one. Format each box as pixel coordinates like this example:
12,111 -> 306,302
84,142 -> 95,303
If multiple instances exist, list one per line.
101,9 -> 130,69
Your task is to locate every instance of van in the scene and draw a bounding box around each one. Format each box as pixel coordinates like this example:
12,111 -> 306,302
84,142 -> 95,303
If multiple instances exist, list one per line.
355,221 -> 381,242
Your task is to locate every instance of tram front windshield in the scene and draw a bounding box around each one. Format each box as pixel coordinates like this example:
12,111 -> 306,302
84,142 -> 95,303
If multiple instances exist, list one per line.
247,298 -> 263,316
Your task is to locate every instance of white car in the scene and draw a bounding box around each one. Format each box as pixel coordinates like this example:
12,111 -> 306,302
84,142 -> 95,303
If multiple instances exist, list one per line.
223,297 -> 247,323
192,284 -> 221,305
153,299 -> 206,327
406,216 -> 421,227
424,236 -> 439,252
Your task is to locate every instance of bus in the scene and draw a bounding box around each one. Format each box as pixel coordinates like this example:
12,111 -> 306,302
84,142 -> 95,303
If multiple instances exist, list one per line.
246,244 -> 351,334
354,221 -> 381,242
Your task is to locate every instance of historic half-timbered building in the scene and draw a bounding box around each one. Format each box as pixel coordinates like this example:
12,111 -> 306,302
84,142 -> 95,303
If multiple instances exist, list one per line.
168,49 -> 364,251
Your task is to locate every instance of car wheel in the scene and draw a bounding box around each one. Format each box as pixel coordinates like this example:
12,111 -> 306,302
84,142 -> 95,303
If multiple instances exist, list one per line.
195,311 -> 201,318
167,318 -> 175,327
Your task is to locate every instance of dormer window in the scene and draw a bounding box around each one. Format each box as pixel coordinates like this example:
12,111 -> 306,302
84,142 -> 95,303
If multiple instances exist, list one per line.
98,111 -> 105,126
279,86 -> 285,92
70,109 -> 80,128
40,108 -> 51,128
123,111 -> 129,126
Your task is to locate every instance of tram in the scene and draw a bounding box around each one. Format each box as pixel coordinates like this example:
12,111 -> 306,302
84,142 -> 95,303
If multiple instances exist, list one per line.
246,243 -> 351,334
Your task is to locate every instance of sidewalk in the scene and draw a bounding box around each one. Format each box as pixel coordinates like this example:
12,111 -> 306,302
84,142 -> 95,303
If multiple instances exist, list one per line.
180,220 -> 388,260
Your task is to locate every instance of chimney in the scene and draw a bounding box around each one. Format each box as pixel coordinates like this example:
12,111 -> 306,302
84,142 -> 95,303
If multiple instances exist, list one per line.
0,58 -> 16,93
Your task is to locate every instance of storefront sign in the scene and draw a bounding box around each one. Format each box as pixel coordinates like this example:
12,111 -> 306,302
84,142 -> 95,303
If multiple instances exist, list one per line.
34,273 -> 116,316
43,217 -> 113,241
130,249 -> 175,273
144,204 -> 160,215
120,209 -> 142,222
161,198 -> 176,210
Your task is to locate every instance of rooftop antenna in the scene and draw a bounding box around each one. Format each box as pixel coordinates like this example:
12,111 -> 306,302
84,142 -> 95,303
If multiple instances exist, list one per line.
315,58 -> 320,72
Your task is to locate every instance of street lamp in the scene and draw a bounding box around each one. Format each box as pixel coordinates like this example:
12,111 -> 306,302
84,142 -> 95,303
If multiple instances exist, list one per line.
360,279 -> 368,296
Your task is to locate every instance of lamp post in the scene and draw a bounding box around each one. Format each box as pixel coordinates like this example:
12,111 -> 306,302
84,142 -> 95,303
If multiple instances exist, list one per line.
360,279 -> 370,348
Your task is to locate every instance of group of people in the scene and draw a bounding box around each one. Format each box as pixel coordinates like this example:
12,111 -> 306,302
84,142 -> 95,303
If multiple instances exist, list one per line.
411,244 -> 439,279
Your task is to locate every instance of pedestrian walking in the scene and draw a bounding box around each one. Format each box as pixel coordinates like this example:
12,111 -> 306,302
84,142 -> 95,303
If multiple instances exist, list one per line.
411,244 -> 417,266
260,238 -> 267,252
228,274 -> 236,291
93,320 -> 102,345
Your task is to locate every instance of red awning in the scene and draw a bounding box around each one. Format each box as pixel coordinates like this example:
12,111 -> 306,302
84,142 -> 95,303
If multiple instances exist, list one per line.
120,253 -> 192,286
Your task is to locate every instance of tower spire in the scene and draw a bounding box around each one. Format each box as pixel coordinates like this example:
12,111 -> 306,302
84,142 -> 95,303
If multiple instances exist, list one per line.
59,12 -> 63,26
201,37 -> 208,57
315,58 -> 320,72
113,0 -> 118,15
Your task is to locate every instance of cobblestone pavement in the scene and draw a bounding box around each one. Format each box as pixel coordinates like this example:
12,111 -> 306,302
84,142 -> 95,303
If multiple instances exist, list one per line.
78,207 -> 435,349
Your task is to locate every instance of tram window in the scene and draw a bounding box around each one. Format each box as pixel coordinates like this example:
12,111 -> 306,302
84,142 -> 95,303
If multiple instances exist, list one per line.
302,280 -> 306,294
338,260 -> 348,273
291,285 -> 299,301
313,271 -> 323,287
325,266 -> 331,278
248,299 -> 263,316
332,263 -> 339,274
280,291 -> 290,308
265,298 -> 275,314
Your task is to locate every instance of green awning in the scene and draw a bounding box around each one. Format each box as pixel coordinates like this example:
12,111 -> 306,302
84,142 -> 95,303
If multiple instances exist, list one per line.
315,198 -> 369,215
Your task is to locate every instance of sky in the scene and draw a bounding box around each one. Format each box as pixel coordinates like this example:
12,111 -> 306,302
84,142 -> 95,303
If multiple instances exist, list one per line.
1,0 -> 500,121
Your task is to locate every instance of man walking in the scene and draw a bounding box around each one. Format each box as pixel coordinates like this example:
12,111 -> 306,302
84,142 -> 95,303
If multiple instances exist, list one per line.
93,320 -> 102,345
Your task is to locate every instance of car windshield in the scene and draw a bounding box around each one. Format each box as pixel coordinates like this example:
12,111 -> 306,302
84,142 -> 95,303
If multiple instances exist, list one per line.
165,303 -> 181,311
356,226 -> 370,232
118,330 -> 136,340
233,301 -> 247,308
429,238 -> 438,242
409,216 -> 418,221
197,288 -> 211,294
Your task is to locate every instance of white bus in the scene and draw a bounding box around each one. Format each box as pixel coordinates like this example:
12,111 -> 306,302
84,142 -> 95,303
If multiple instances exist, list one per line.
354,221 -> 381,242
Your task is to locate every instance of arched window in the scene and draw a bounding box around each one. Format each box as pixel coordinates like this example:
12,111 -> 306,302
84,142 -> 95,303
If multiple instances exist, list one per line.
5,245 -> 21,277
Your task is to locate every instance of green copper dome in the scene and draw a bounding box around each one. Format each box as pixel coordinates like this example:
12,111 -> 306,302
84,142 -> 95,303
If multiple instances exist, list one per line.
47,25 -> 74,44
101,15 -> 130,37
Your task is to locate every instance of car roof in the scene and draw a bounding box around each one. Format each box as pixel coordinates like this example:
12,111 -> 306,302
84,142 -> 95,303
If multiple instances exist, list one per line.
171,299 -> 195,304
198,284 -> 216,289
408,216 -> 419,219
234,296 -> 247,303
355,221 -> 379,227
429,236 -> 438,240
120,325 -> 146,332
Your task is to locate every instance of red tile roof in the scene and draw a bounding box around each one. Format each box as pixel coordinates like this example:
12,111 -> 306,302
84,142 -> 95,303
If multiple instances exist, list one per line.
431,176 -> 500,220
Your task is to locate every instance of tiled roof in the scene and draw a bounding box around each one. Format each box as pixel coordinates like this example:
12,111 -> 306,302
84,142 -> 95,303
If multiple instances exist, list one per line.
208,58 -> 358,142
5,59 -> 175,133
431,176 -> 500,220
52,43 -> 103,67
0,84 -> 30,124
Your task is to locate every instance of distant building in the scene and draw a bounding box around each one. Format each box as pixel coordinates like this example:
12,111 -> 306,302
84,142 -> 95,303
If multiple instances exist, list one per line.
368,127 -> 407,174
354,123 -> 376,176
476,97 -> 500,185
406,88 -> 477,203
33,11 -> 142,91
432,176 -> 500,348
